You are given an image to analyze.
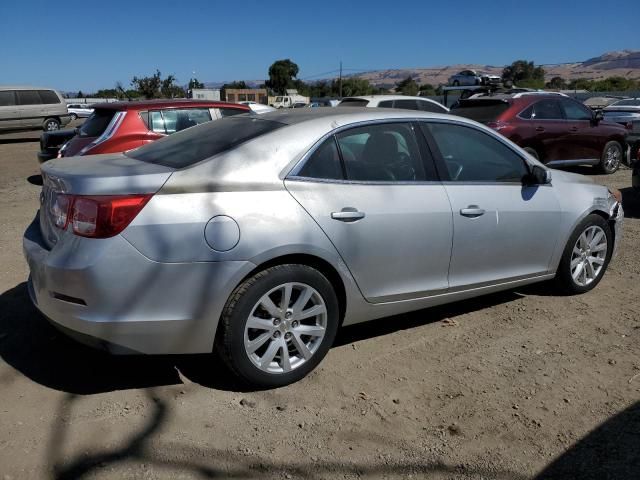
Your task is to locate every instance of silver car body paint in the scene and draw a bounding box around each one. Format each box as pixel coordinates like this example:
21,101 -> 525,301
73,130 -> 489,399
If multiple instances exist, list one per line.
24,109 -> 623,354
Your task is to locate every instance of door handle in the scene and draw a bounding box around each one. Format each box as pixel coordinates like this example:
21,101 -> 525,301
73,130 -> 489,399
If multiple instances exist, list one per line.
535,126 -> 545,132
331,208 -> 365,222
460,206 -> 485,218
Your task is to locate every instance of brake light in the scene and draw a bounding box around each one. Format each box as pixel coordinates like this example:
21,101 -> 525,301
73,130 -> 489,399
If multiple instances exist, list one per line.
51,193 -> 152,238
51,193 -> 72,229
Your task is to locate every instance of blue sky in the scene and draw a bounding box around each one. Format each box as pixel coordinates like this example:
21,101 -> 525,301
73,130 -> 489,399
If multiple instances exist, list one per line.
1,0 -> 638,92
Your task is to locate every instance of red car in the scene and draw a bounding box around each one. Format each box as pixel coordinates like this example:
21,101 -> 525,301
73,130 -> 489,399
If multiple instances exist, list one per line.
451,92 -> 627,173
38,99 -> 250,162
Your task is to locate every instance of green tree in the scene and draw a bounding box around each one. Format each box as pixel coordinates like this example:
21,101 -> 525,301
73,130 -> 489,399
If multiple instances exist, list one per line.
131,70 -> 184,99
419,83 -> 436,96
188,78 -> 204,90
546,76 -> 566,89
76,90 -> 84,98
502,60 -> 545,89
396,76 -> 419,96
266,59 -> 299,94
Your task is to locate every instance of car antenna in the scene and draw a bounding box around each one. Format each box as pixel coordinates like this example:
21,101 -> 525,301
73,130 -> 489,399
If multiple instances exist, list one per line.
116,83 -> 132,102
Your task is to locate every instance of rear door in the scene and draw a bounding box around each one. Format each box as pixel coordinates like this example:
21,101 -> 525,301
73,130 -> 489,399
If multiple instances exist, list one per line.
286,121 -> 453,303
16,90 -> 44,128
420,120 -> 561,289
530,99 -> 570,160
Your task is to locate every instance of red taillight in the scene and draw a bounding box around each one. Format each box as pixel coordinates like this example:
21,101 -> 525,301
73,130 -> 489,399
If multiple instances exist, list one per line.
51,193 -> 72,230
51,193 -> 152,238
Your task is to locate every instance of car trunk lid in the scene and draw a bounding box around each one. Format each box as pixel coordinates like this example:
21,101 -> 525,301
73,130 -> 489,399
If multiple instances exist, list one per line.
39,153 -> 174,248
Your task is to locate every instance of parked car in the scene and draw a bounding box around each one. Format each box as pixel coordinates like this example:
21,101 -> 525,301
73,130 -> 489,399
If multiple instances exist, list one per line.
37,99 -> 249,162
67,103 -> 94,120
602,101 -> 640,164
24,109 -> 623,387
0,85 -> 71,132
583,96 -> 627,110
448,70 -> 501,87
451,92 -> 628,173
338,95 -> 449,113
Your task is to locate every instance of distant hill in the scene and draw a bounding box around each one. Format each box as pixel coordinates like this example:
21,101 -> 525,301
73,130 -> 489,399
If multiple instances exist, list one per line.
345,50 -> 640,89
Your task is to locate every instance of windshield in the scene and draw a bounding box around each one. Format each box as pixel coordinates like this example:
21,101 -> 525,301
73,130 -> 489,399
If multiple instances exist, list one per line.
450,100 -> 510,123
127,116 -> 286,169
79,109 -> 117,137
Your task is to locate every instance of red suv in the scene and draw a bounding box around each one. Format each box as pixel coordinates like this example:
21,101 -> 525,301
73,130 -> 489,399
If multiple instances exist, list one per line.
451,92 -> 627,173
38,99 -> 249,162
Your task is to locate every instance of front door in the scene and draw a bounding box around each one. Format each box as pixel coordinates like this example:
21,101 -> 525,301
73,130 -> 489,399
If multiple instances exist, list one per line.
286,121 -> 453,303
420,121 -> 561,289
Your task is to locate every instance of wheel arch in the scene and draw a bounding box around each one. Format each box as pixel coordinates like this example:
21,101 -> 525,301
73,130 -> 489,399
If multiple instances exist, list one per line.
238,252 -> 348,326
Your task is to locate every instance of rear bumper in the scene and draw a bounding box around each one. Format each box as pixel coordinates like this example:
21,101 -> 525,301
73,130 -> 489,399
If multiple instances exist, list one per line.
23,214 -> 255,354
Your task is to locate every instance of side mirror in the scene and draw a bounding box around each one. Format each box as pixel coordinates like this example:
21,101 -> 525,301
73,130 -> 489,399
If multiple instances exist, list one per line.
593,110 -> 604,123
526,165 -> 551,185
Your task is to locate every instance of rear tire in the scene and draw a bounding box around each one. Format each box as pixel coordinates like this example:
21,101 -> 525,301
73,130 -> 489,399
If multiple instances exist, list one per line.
598,141 -> 622,174
69,113 -> 78,121
43,118 -> 60,131
554,214 -> 612,295
216,264 -> 339,388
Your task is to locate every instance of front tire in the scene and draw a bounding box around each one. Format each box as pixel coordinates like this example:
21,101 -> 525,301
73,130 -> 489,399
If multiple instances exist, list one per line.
554,214 -> 612,295
69,113 -> 78,121
217,264 -> 339,388
598,141 -> 622,174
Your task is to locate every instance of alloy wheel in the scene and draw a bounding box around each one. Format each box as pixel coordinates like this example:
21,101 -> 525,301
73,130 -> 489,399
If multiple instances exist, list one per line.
604,144 -> 621,171
244,282 -> 327,374
570,225 -> 607,286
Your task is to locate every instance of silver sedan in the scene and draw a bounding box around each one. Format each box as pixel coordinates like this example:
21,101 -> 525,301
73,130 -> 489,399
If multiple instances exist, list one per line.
23,109 -> 623,387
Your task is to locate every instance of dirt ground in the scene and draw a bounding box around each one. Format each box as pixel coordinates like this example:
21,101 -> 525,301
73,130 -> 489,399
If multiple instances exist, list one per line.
0,125 -> 638,480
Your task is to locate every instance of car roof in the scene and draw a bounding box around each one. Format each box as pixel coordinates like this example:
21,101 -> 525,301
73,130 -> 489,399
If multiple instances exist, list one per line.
256,106 -> 457,127
0,85 -> 61,91
342,95 -> 434,102
91,99 -> 249,111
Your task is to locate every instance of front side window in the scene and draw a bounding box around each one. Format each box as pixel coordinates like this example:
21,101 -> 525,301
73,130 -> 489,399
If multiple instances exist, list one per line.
394,99 -> 419,111
418,100 -> 447,113
561,99 -> 592,121
336,123 -> 427,182
532,100 -> 563,120
423,122 -> 529,183
16,90 -> 42,105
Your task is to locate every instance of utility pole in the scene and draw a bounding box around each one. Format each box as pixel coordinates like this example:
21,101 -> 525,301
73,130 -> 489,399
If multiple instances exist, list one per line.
339,61 -> 343,98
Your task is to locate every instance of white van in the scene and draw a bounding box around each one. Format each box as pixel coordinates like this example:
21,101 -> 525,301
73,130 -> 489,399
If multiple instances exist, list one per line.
0,86 -> 71,132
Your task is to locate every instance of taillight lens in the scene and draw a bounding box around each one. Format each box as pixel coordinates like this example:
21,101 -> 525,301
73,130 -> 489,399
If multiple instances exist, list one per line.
50,193 -> 152,238
51,193 -> 72,229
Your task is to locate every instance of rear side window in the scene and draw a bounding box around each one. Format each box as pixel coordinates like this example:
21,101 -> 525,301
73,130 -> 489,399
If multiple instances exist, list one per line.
219,107 -> 247,118
378,100 -> 394,108
16,90 -> 42,105
0,91 -> 16,106
532,100 -> 563,120
150,108 -> 213,134
451,100 -> 510,123
38,90 -> 60,104
79,109 -> 117,137
127,117 -> 285,169
338,98 -> 369,107
297,137 -> 343,180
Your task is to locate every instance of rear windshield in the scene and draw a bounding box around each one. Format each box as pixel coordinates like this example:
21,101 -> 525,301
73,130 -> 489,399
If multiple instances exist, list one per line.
338,98 -> 369,107
127,116 -> 285,169
79,109 -> 116,137
451,100 -> 510,123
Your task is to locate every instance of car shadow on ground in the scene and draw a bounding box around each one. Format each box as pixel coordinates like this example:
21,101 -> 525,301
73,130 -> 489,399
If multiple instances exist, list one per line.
0,281 -> 529,395
621,186 -> 640,218
0,136 -> 40,144
534,401 -> 640,479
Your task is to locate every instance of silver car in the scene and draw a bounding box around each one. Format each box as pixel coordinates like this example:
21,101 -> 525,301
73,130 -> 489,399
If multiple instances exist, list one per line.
23,109 -> 623,387
448,70 -> 501,87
